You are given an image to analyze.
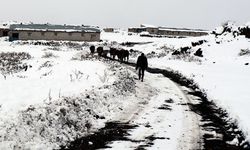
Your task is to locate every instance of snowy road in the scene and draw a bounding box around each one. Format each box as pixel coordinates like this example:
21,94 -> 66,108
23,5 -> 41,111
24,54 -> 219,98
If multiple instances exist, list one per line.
102,67 -> 203,150
63,64 -> 204,150
65,62 -> 248,150
63,61 -> 248,150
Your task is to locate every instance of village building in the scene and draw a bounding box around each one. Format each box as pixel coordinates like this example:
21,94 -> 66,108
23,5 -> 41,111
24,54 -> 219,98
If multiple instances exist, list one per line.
128,24 -> 209,37
0,24 -> 10,37
103,28 -> 114,32
6,24 -> 101,42
128,27 -> 147,33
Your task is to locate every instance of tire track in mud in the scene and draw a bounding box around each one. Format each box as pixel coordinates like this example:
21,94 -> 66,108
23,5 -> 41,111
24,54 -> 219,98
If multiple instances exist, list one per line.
60,59 -> 250,150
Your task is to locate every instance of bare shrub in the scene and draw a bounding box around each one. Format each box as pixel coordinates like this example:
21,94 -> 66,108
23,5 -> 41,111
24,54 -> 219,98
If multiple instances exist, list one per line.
47,47 -> 61,51
70,70 -> 84,82
71,51 -> 91,61
97,69 -> 109,83
0,52 -> 32,77
42,52 -> 58,58
41,70 -> 53,78
239,49 -> 250,56
38,61 -> 53,70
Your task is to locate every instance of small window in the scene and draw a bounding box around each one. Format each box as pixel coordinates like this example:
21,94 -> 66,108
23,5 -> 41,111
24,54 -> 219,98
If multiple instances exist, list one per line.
54,32 -> 58,36
28,32 -> 32,36
68,32 -> 72,36
41,32 -> 45,36
12,33 -> 19,38
81,33 -> 85,37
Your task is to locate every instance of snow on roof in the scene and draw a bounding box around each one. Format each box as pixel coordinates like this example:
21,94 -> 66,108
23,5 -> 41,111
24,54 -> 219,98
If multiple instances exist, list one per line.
9,24 -> 101,33
129,24 -> 209,33
159,26 -> 209,32
159,27 -> 209,33
140,24 -> 157,28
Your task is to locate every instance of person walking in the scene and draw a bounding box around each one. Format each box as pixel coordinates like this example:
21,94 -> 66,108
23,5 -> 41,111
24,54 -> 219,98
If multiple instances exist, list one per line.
136,53 -> 148,82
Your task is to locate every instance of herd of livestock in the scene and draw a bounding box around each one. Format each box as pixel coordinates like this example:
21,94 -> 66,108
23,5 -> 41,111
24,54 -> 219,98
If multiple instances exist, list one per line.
89,46 -> 130,62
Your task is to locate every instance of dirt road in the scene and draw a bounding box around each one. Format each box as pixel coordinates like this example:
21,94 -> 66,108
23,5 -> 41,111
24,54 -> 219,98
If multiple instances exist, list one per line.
62,61 -> 249,150
103,71 -> 203,150
63,66 -> 204,150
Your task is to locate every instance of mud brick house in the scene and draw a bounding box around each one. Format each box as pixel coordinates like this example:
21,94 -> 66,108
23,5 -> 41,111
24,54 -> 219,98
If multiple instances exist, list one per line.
103,28 -> 114,32
7,23 -> 101,42
128,24 -> 209,37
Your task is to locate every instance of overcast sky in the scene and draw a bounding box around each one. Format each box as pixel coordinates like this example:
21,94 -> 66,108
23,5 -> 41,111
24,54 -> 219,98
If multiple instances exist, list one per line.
0,0 -> 249,30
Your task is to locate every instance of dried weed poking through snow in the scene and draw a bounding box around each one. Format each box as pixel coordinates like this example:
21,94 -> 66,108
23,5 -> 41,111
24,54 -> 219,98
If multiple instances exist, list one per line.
0,52 -> 32,79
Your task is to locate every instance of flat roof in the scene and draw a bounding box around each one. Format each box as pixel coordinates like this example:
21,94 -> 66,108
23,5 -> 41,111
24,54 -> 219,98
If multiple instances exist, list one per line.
9,24 -> 101,33
159,27 -> 209,33
159,26 -> 209,32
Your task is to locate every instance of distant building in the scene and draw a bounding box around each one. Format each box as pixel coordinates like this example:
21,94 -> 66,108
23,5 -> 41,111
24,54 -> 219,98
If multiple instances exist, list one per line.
128,27 -> 146,33
7,24 -> 101,42
128,24 -> 209,37
103,28 -> 114,32
0,24 -> 10,37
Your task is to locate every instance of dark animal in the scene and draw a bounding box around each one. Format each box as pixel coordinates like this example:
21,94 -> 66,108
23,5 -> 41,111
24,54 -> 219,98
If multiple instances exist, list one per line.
191,40 -> 206,47
109,48 -> 129,62
97,47 -> 103,56
180,47 -> 191,54
117,49 -> 129,62
110,48 -> 118,59
101,50 -> 109,58
239,27 -> 250,38
90,46 -> 95,54
172,47 -> 191,55
194,48 -> 203,57
172,50 -> 181,55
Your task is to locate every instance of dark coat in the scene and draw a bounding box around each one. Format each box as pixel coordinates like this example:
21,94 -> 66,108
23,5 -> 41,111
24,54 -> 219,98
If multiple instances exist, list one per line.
136,55 -> 148,70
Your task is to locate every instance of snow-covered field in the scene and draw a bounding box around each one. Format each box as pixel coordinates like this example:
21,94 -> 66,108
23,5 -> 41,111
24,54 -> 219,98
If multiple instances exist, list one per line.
0,22 -> 249,149
0,39 -> 138,149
